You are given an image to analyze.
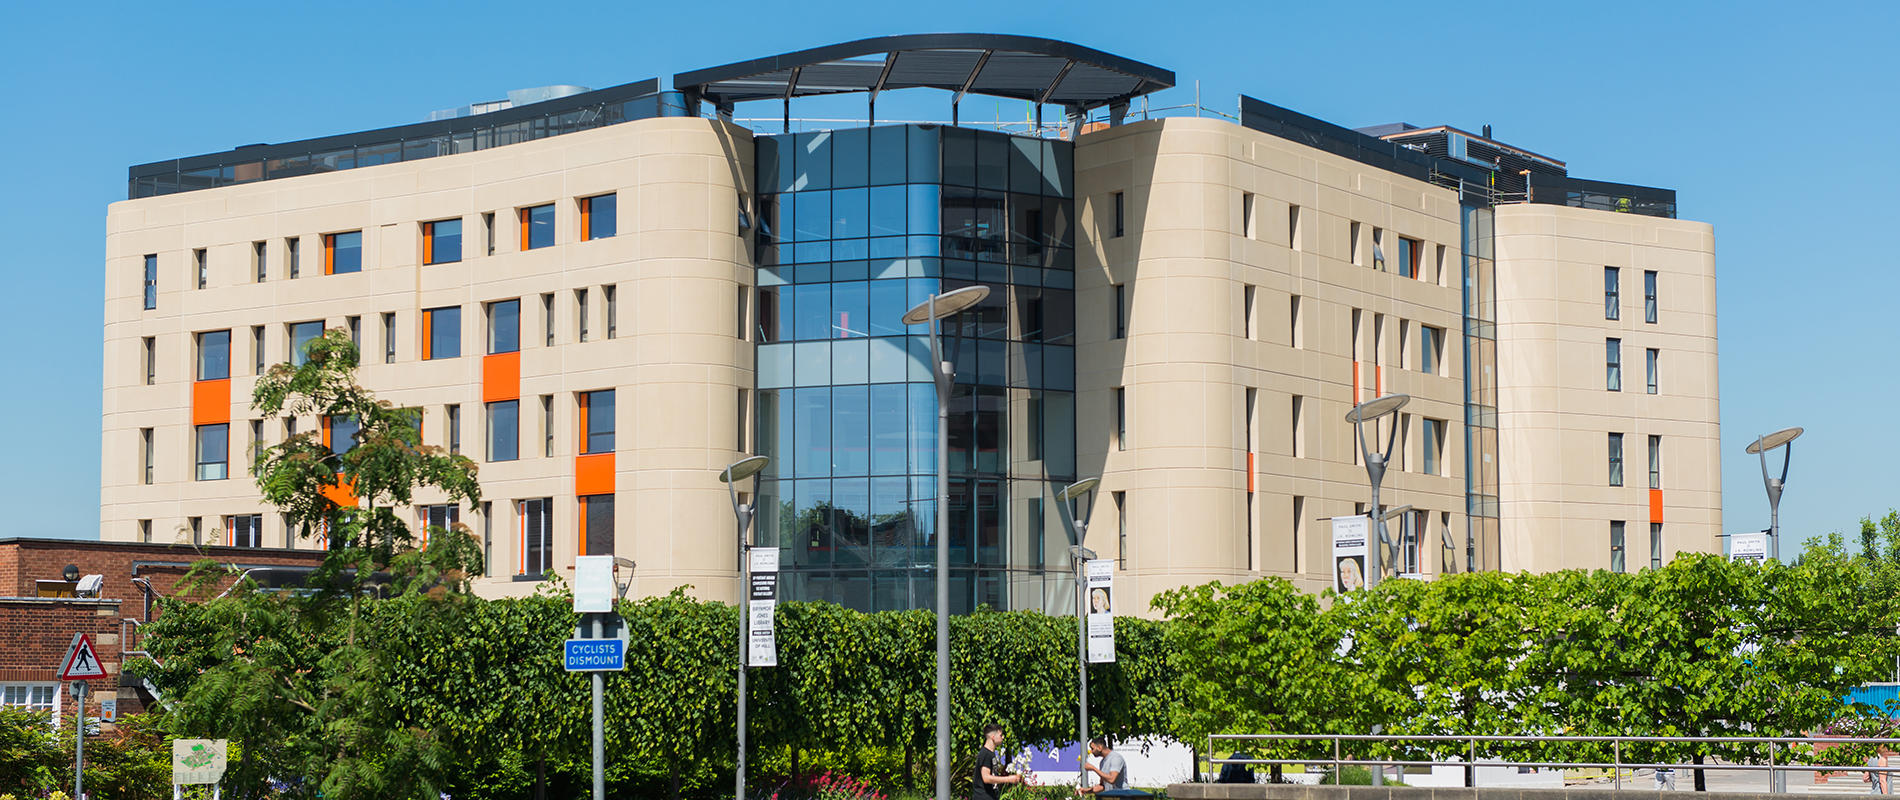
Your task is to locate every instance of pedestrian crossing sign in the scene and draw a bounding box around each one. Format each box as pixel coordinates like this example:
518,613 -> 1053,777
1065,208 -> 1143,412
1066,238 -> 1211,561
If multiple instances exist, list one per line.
57,632 -> 107,680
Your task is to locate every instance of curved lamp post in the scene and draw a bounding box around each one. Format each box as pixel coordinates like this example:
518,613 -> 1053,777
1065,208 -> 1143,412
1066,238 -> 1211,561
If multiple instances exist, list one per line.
1744,427 -> 1802,562
1056,477 -> 1100,760
720,454 -> 770,800
901,284 -> 991,800
1345,394 -> 1410,587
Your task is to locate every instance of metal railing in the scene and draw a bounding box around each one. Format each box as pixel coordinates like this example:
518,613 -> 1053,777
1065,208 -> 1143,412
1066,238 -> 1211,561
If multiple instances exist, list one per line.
1209,733 -> 1900,791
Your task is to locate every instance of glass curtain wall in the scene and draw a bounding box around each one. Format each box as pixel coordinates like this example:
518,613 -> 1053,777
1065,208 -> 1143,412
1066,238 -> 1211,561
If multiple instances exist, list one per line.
1461,205 -> 1501,572
753,125 -> 1078,613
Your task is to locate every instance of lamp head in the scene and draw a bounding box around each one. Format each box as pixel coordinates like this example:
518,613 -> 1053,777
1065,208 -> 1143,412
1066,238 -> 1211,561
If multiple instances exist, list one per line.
901,285 -> 991,325
1070,545 -> 1098,561
720,455 -> 771,483
613,557 -> 637,571
1345,394 -> 1411,424
1058,477 -> 1100,502
1745,426 -> 1803,454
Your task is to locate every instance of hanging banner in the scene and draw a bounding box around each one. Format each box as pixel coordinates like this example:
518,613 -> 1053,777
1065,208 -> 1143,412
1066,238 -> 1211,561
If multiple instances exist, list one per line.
747,547 -> 779,667
1085,558 -> 1116,663
1730,531 -> 1769,564
1332,515 -> 1370,593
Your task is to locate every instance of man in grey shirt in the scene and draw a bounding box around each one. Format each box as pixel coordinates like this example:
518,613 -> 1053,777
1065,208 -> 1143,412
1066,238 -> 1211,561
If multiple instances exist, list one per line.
1079,736 -> 1127,794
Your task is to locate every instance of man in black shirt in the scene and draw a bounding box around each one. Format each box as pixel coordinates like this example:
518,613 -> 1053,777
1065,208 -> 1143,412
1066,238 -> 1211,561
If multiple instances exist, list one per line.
973,723 -> 1024,800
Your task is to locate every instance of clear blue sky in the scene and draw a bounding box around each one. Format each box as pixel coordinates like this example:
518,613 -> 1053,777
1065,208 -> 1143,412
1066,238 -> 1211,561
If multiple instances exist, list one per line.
3,1 -> 1893,553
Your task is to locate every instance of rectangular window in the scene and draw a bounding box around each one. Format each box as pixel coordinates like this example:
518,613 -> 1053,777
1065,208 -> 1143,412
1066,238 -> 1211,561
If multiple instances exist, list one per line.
1422,417 -> 1444,476
520,204 -> 555,250
1606,338 -> 1622,391
196,329 -> 230,381
483,212 -> 496,256
140,427 -> 154,485
488,299 -> 520,354
195,423 -> 228,481
482,501 -> 493,574
542,293 -> 556,346
382,313 -> 397,363
581,494 -> 615,556
736,388 -> 749,451
1114,491 -> 1128,569
1608,432 -> 1625,486
423,306 -> 462,360
581,390 -> 615,454
1114,387 -> 1127,451
289,321 -> 322,367
1241,192 -> 1256,239
1244,387 -> 1257,450
1420,325 -> 1443,376
0,684 -> 57,713
142,336 -> 156,385
194,248 -> 207,289
1290,295 -> 1303,348
520,497 -> 553,575
604,285 -> 617,339
1434,244 -> 1447,286
1292,496 -> 1306,572
488,400 -> 519,462
1650,523 -> 1664,570
249,419 -> 263,472
1349,221 -> 1364,265
418,504 -> 459,548
736,285 -> 749,340
423,218 -> 462,265
346,315 -> 361,348
1646,348 -> 1659,394
1399,322 -> 1410,371
1399,236 -> 1421,279
1242,285 -> 1257,340
1112,284 -> 1127,339
327,415 -> 360,456
1402,510 -> 1423,574
1648,434 -> 1662,489
1604,267 -> 1621,320
189,516 -> 203,545
1610,521 -> 1627,573
287,237 -> 301,278
325,231 -> 363,274
581,193 -> 617,240
142,253 -> 158,309
1112,191 -> 1125,238
1288,205 -> 1302,251
227,514 -> 264,548
576,288 -> 590,342
1290,394 -> 1307,458
253,240 -> 267,282
447,404 -> 462,454
251,326 -> 265,373
139,519 -> 152,543
1371,228 -> 1386,271
1644,270 -> 1658,324
541,394 -> 555,457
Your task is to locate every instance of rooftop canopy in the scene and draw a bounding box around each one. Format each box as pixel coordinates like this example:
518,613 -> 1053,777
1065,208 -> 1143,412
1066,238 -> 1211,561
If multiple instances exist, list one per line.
674,33 -> 1174,115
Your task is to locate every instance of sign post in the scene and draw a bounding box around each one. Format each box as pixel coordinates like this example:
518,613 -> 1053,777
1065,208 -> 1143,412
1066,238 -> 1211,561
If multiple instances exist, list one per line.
570,555 -> 622,800
57,632 -> 108,800
172,739 -> 229,799
747,548 -> 780,667
1331,515 -> 1371,593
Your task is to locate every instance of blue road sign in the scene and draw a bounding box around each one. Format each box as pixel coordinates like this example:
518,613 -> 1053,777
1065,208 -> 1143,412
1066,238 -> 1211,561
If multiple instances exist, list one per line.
564,638 -> 626,672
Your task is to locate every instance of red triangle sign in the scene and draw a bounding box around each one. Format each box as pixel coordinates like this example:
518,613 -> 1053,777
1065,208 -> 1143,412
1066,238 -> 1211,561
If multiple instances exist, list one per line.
57,632 -> 107,680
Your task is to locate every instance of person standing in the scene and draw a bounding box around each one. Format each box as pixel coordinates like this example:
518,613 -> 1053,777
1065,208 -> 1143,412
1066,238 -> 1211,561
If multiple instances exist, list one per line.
974,724 -> 1024,800
1078,736 -> 1127,795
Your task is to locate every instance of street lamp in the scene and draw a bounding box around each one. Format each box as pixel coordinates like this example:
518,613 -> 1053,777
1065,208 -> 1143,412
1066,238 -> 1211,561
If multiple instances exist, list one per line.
1745,427 -> 1802,562
1056,477 -> 1100,762
901,283 -> 991,800
1345,394 -> 1410,587
720,454 -> 770,800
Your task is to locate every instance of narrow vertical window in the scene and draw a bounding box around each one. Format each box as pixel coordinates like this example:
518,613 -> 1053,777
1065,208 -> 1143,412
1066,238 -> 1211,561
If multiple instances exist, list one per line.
142,254 -> 158,309
1242,285 -> 1257,340
194,248 -> 207,289
736,389 -> 749,451
346,315 -> 361,349
1608,433 -> 1625,486
580,494 -> 616,556
1112,284 -> 1127,339
1111,191 -> 1125,238
581,390 -> 615,453
581,194 -> 617,240
1291,496 -> 1306,573
542,292 -> 556,346
139,519 -> 152,543
1646,348 -> 1659,394
1288,205 -> 1302,251
1650,523 -> 1664,570
253,241 -> 268,282
1434,244 -> 1447,286
447,404 -> 462,454
736,285 -> 749,340
604,285 -> 617,339
487,400 -> 519,462
1420,325 -> 1441,376
287,237 -> 301,278
189,517 -> 203,546
1610,521 -> 1627,573
324,231 -> 363,274
140,427 -> 154,485
1289,295 -> 1303,348
141,336 -> 155,385
383,312 -> 397,363
1604,267 -> 1621,320
1114,491 -> 1128,569
249,419 -> 263,473
251,325 -> 265,374
576,288 -> 590,343
1423,418 -> 1444,476
1606,338 -> 1622,391
481,501 -> 493,574
488,299 -> 521,354
1648,434 -> 1662,489
1243,387 -> 1257,451
483,212 -> 496,256
1241,192 -> 1256,239
1114,387 -> 1127,451
423,218 -> 463,265
1399,236 -> 1422,279
541,394 -> 555,457
1290,395 -> 1305,458
1371,228 -> 1385,271
1350,222 -> 1363,266
1644,270 -> 1658,323
521,498 -> 553,575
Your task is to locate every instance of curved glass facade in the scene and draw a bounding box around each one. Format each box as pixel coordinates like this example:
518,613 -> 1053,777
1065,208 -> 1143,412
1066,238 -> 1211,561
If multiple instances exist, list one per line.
754,125 -> 1077,613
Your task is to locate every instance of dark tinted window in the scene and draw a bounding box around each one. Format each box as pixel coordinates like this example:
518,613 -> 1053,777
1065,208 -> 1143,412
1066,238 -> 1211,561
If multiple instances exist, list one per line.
330,231 -> 363,273
290,321 -> 323,366
488,299 -> 520,354
525,204 -> 555,249
196,330 -> 230,380
586,194 -> 617,240
426,219 -> 462,264
427,306 -> 462,360
488,400 -> 519,461
583,390 -> 615,454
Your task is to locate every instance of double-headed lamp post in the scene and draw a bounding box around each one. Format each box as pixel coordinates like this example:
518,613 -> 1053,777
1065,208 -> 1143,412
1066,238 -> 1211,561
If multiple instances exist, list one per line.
901,284 -> 991,800
1056,477 -> 1100,758
719,454 -> 771,800
1346,394 -> 1410,587
1745,426 -> 1803,563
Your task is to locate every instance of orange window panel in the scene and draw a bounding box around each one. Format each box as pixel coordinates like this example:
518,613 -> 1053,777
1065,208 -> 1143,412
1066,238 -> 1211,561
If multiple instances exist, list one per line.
324,234 -> 336,275
1649,489 -> 1664,524
483,352 -> 520,403
1246,451 -> 1256,493
578,496 -> 589,556
580,196 -> 592,242
320,477 -> 356,508
192,378 -> 231,426
519,208 -> 531,251
421,310 -> 434,360
576,453 -> 614,496
422,222 -> 435,265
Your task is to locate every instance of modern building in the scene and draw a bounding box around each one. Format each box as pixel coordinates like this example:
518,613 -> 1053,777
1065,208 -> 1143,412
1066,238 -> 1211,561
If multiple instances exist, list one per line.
101,34 -> 1719,613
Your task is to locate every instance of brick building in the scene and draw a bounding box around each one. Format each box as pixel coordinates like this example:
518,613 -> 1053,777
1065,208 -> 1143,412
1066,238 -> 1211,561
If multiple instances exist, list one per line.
0,537 -> 323,720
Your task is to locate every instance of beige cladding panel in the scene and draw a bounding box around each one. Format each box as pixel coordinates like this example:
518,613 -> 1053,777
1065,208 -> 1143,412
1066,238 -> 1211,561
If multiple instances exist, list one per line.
102,118 -> 758,602
1074,118 -> 1468,615
1491,204 -> 1720,574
